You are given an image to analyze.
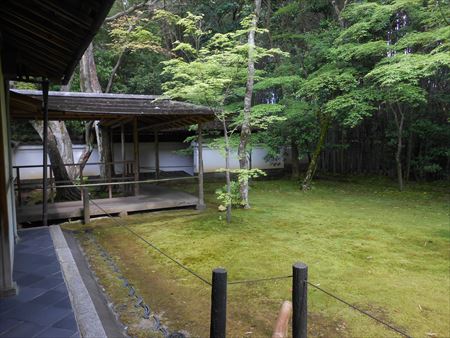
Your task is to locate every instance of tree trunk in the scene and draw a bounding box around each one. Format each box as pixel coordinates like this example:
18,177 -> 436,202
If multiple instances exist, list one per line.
291,139 -> 300,180
340,129 -> 345,174
238,0 -> 262,209
405,131 -> 414,182
222,119 -> 232,223
392,106 -> 405,191
50,121 -> 77,180
31,121 -> 81,201
80,43 -> 102,93
76,121 -> 95,178
302,114 -> 330,190
80,43 -> 115,182
105,50 -> 126,93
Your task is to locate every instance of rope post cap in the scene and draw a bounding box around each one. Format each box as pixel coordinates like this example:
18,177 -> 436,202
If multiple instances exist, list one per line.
213,268 -> 227,274
293,262 -> 308,270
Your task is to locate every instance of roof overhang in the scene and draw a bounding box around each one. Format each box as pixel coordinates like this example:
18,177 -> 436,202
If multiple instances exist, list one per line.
0,0 -> 115,84
10,90 -> 216,131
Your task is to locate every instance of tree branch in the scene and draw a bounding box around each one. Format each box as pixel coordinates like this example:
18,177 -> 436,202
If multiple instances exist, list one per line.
331,0 -> 349,27
105,50 -> 127,93
105,0 -> 160,22
105,1 -> 147,22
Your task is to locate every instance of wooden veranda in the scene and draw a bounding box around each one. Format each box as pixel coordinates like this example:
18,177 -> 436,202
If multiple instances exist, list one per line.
16,184 -> 198,223
10,90 -> 215,224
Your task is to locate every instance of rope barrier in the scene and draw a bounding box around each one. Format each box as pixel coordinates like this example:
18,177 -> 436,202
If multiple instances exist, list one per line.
228,275 -> 292,285
307,281 -> 411,338
88,198 -> 212,287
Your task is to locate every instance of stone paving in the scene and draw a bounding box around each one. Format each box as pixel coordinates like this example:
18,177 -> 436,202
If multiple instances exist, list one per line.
0,228 -> 79,338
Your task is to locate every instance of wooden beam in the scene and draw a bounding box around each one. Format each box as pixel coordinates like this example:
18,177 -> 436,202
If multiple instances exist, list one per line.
133,118 -> 140,195
0,8 -> 78,52
42,81 -> 49,227
139,116 -> 200,132
105,117 -> 133,129
7,2 -> 86,39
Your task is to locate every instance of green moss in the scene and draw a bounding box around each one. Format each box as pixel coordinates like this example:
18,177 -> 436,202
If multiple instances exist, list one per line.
68,178 -> 449,337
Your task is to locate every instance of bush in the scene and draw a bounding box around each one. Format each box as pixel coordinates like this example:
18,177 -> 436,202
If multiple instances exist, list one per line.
215,181 -> 242,209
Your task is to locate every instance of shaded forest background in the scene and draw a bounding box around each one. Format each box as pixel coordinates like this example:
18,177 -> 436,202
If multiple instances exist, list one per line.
11,0 -> 449,189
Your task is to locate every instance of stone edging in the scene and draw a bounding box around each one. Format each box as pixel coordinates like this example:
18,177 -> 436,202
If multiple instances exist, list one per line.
49,225 -> 107,338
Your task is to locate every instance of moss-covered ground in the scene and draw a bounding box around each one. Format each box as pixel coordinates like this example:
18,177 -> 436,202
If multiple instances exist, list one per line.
64,177 -> 449,337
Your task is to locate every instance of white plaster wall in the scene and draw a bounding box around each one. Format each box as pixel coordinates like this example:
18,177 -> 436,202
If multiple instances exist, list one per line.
13,142 -> 194,179
13,142 -> 284,179
112,142 -> 194,175
12,145 -> 101,179
193,144 -> 283,173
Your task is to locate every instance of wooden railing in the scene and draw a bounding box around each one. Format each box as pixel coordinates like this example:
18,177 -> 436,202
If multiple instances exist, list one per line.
13,160 -> 135,206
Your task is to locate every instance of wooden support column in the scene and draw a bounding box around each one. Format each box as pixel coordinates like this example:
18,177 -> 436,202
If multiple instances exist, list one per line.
0,75 -> 17,297
16,167 -> 22,206
121,123 -> 126,193
82,188 -> 90,224
49,165 -> 54,204
197,123 -> 205,210
109,126 -> 115,192
42,81 -> 49,227
154,130 -> 160,180
110,127 -> 115,163
133,118 -> 140,195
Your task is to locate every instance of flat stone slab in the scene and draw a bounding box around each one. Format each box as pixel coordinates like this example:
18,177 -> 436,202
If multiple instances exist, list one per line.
0,228 -> 80,338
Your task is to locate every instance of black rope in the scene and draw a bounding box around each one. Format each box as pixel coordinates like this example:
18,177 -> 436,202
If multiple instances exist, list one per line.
88,198 -> 212,286
307,282 -> 411,338
228,275 -> 292,285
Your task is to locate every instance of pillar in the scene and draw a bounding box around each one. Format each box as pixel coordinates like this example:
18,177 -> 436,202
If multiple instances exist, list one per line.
133,118 -> 140,195
197,123 -> 205,210
42,81 -> 49,227
154,130 -> 160,180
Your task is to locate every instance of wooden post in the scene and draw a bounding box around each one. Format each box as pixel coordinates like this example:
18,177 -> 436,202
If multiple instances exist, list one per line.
197,123 -> 205,210
42,80 -> 49,227
16,167 -> 22,206
272,301 -> 293,338
133,118 -> 140,195
154,130 -> 160,180
110,127 -> 114,165
82,188 -> 90,224
108,163 -> 112,199
121,123 -> 125,193
80,165 -> 84,182
210,268 -> 227,338
109,127 -> 114,198
49,165 -> 54,204
292,262 -> 308,338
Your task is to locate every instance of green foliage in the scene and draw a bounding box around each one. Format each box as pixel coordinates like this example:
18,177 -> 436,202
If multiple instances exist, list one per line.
331,40 -> 387,63
215,181 -> 241,208
79,0 -> 448,183
323,89 -> 377,127
215,168 -> 267,209
297,65 -> 358,105
367,53 -> 450,85
253,75 -> 302,92
109,17 -> 162,53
